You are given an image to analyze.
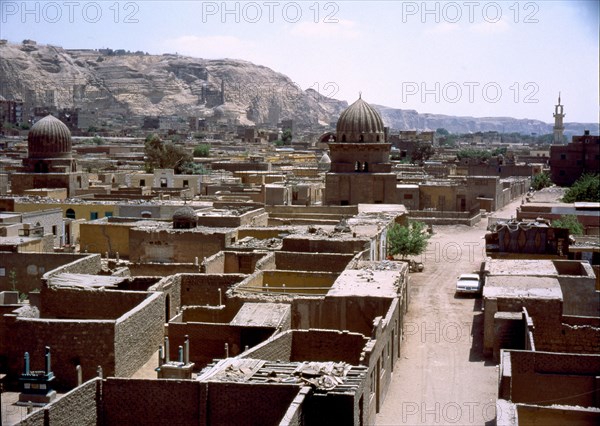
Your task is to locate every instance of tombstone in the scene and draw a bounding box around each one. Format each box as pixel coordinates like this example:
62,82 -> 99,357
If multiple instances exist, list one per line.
17,347 -> 56,406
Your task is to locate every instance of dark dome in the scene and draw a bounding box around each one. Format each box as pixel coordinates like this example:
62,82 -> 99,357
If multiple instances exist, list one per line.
27,115 -> 72,159
336,96 -> 385,143
173,206 -> 198,229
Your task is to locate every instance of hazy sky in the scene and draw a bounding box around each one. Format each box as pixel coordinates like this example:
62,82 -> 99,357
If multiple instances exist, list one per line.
1,0 -> 599,123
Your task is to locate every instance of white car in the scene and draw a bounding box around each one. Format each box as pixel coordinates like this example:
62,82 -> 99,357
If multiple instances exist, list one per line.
455,273 -> 482,295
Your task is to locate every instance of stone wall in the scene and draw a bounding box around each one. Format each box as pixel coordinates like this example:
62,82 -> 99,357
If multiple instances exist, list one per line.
114,292 -> 164,378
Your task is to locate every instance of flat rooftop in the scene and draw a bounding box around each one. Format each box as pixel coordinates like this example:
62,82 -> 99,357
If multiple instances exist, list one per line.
485,259 -> 559,277
230,303 -> 290,328
327,269 -> 402,298
483,276 -> 563,299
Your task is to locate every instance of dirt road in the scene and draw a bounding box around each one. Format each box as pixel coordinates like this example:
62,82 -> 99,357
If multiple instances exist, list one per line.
376,200 -> 524,426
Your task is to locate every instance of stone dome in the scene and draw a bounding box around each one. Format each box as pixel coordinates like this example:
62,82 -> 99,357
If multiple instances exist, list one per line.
318,153 -> 331,164
27,115 -> 72,159
336,96 -> 385,143
173,206 -> 198,229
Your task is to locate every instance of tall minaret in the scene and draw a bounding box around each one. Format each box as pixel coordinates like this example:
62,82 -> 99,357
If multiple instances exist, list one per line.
553,92 -> 565,144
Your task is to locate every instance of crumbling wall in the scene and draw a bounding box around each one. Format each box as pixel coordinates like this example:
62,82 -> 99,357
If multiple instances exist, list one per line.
241,331 -> 293,361
290,329 -> 366,364
40,287 -> 148,320
114,292 -> 164,378
127,263 -> 200,276
282,236 -> 369,254
102,378 -> 203,425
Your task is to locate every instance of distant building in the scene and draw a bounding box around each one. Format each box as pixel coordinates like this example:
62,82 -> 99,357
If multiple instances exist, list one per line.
11,115 -> 89,196
549,130 -> 600,186
325,95 -> 398,205
552,93 -> 565,144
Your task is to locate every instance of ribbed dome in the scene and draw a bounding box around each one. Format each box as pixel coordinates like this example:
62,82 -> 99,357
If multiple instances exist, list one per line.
318,153 -> 331,164
28,115 -> 72,159
173,206 -> 198,229
336,96 -> 385,143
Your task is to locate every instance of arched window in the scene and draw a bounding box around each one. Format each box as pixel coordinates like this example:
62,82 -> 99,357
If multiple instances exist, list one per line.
363,162 -> 369,172
359,134 -> 364,142
342,134 -> 346,142
376,135 -> 380,142
65,209 -> 76,219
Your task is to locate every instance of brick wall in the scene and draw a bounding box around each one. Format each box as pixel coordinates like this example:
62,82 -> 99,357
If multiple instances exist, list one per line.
114,292 -> 164,378
275,252 -> 354,272
6,315 -> 115,390
45,378 -> 99,425
41,253 -> 101,280
102,378 -> 203,425
206,382 -> 300,426
291,329 -> 367,364
40,287 -> 148,320
241,331 -> 293,361
180,274 -> 246,306
509,351 -> 600,407
127,263 -> 200,276
168,322 -> 243,369
149,274 -> 182,321
282,235 -> 370,254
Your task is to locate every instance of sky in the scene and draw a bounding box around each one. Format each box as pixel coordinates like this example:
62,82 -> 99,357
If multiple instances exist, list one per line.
1,0 -> 599,123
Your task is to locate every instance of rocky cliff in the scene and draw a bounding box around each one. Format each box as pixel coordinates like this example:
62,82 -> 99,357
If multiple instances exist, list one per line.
0,41 -> 347,128
0,41 -> 596,135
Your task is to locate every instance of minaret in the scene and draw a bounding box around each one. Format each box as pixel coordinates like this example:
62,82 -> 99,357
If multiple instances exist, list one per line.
553,92 -> 565,144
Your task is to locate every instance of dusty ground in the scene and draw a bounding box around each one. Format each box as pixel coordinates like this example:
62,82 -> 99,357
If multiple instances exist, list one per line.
376,199 -> 525,426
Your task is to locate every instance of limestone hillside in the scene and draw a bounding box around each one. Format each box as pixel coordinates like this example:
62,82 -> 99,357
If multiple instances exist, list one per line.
0,41 -> 597,134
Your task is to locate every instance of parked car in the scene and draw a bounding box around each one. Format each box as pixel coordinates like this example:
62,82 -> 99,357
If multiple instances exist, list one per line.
455,273 -> 482,295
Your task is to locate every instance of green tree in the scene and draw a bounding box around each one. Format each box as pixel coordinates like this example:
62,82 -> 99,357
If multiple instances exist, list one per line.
144,133 -> 192,174
531,171 -> 552,191
411,144 -> 436,164
552,215 -> 584,236
387,221 -> 430,259
435,128 -> 449,136
562,173 -> 600,203
456,148 -> 491,161
282,129 -> 293,144
193,144 -> 210,157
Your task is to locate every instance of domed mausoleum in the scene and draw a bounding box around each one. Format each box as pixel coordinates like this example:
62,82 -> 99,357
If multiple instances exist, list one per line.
324,96 -> 399,205
12,114 -> 88,196
173,206 -> 198,229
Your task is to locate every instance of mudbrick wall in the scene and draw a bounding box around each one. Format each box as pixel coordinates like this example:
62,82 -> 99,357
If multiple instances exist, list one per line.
114,292 -> 164,378
241,331 -> 293,361
509,350 -> 600,407
40,287 -> 148,320
44,378 -> 99,425
274,252 -> 354,272
180,274 -> 247,306
290,329 -> 367,364
102,378 -> 203,426
0,252 -> 92,293
5,315 -> 115,390
41,254 -> 102,280
167,322 -> 276,370
206,382 -> 301,426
